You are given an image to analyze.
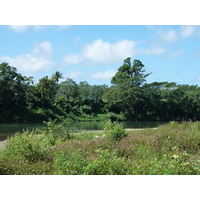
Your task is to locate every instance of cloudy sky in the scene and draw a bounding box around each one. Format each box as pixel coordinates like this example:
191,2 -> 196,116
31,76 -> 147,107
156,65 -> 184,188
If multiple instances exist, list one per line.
0,25 -> 200,86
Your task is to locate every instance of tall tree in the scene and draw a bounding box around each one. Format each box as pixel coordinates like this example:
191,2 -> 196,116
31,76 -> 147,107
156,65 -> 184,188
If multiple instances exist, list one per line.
78,81 -> 92,101
36,76 -> 57,108
52,71 -> 63,84
0,62 -> 33,121
111,58 -> 150,88
58,78 -> 79,101
106,58 -> 151,120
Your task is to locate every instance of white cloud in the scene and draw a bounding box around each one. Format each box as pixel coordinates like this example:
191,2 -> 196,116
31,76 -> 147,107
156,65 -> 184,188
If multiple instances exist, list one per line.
180,26 -> 196,38
64,54 -> 84,65
83,39 -> 137,64
139,46 -> 167,55
92,69 -> 116,80
149,26 -> 178,43
8,25 -> 47,32
32,41 -> 53,59
65,71 -> 85,79
9,25 -> 30,32
63,39 -> 167,66
64,39 -> 137,66
150,26 -> 200,44
197,76 -> 200,81
158,30 -> 177,43
8,25 -> 70,32
33,25 -> 47,31
0,55 -> 54,74
0,41 -> 55,75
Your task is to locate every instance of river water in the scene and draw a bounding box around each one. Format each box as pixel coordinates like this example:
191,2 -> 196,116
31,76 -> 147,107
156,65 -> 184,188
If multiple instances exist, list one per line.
0,121 -> 165,141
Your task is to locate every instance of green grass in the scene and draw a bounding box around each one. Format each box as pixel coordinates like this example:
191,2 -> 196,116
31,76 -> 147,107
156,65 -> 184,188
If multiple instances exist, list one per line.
0,121 -> 199,175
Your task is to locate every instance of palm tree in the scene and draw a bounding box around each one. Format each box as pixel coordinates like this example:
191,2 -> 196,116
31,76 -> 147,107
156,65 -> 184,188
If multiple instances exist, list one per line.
52,71 -> 63,84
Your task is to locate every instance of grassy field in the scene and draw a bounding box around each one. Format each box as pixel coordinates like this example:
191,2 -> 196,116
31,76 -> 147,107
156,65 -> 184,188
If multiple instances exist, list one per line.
0,120 -> 199,175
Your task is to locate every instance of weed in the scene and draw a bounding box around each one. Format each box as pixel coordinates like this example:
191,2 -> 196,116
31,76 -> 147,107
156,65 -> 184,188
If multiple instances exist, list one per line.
0,121 -> 200,175
40,119 -> 78,145
104,120 -> 127,142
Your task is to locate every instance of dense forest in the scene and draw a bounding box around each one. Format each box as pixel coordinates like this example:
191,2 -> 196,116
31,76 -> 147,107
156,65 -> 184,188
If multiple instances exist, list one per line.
0,57 -> 200,123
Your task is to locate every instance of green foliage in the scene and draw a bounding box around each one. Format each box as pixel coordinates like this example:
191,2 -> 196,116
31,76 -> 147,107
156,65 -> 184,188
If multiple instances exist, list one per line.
54,150 -> 88,175
111,58 -> 150,88
104,120 -> 127,142
40,119 -> 78,145
2,130 -> 52,163
0,62 -> 34,122
58,78 -> 79,101
52,71 -> 63,84
36,76 -> 57,104
0,157 -> 53,175
84,149 -> 128,175
1,58 -> 200,123
1,58 -> 200,175
0,121 -> 200,175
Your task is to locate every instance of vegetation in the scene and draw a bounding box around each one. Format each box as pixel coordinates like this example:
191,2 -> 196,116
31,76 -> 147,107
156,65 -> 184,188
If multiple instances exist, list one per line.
1,58 -> 200,123
104,120 -> 127,142
1,57 -> 199,175
0,121 -> 199,175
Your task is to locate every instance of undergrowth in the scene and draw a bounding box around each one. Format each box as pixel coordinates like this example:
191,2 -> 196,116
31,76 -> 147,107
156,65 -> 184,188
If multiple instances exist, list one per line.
0,120 -> 199,175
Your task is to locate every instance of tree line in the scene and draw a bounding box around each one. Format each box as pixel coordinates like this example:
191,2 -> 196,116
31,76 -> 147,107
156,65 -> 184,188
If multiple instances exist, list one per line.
0,58 -> 200,123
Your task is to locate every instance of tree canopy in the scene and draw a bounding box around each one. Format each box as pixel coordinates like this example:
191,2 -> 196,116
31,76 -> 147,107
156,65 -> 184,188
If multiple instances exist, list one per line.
111,57 -> 150,88
0,59 -> 200,122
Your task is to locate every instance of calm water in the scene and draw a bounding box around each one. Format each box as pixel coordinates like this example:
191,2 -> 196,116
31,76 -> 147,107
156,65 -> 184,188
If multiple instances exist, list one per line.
0,121 -> 165,141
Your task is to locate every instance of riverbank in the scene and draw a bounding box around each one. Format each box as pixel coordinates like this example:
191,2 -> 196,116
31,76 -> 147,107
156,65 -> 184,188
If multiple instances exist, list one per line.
0,128 -> 154,150
0,121 -> 163,142
0,122 -> 199,175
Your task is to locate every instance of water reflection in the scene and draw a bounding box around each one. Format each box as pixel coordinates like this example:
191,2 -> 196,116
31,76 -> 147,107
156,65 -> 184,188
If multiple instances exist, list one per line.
0,121 -> 165,141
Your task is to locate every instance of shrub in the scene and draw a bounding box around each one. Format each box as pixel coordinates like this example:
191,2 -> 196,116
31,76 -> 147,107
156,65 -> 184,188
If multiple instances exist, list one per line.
54,150 -> 88,175
1,121 -> 199,175
130,152 -> 200,175
104,121 -> 127,142
0,157 -> 53,175
2,130 -> 52,162
156,121 -> 200,154
84,149 -> 129,175
40,119 -> 78,145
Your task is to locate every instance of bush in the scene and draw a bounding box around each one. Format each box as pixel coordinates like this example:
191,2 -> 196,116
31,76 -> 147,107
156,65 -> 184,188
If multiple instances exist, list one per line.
2,130 -> 52,163
84,149 -> 129,175
54,150 -> 88,175
40,119 -> 78,145
104,121 -> 127,142
0,157 -> 53,175
1,121 -> 199,175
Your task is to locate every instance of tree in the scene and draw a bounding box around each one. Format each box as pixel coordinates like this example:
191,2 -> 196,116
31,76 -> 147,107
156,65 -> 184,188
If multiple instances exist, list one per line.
52,71 -> 63,84
106,58 -> 151,120
91,85 -> 108,102
58,78 -> 79,101
78,81 -> 92,101
0,62 -> 33,121
36,76 -> 57,108
111,58 -> 150,88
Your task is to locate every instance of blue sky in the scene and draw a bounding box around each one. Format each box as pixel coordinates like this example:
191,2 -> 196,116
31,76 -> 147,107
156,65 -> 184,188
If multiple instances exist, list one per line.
0,25 -> 200,86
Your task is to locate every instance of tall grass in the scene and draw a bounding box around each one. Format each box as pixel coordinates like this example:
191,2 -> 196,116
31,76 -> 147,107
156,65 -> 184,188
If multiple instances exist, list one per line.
0,121 -> 199,175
